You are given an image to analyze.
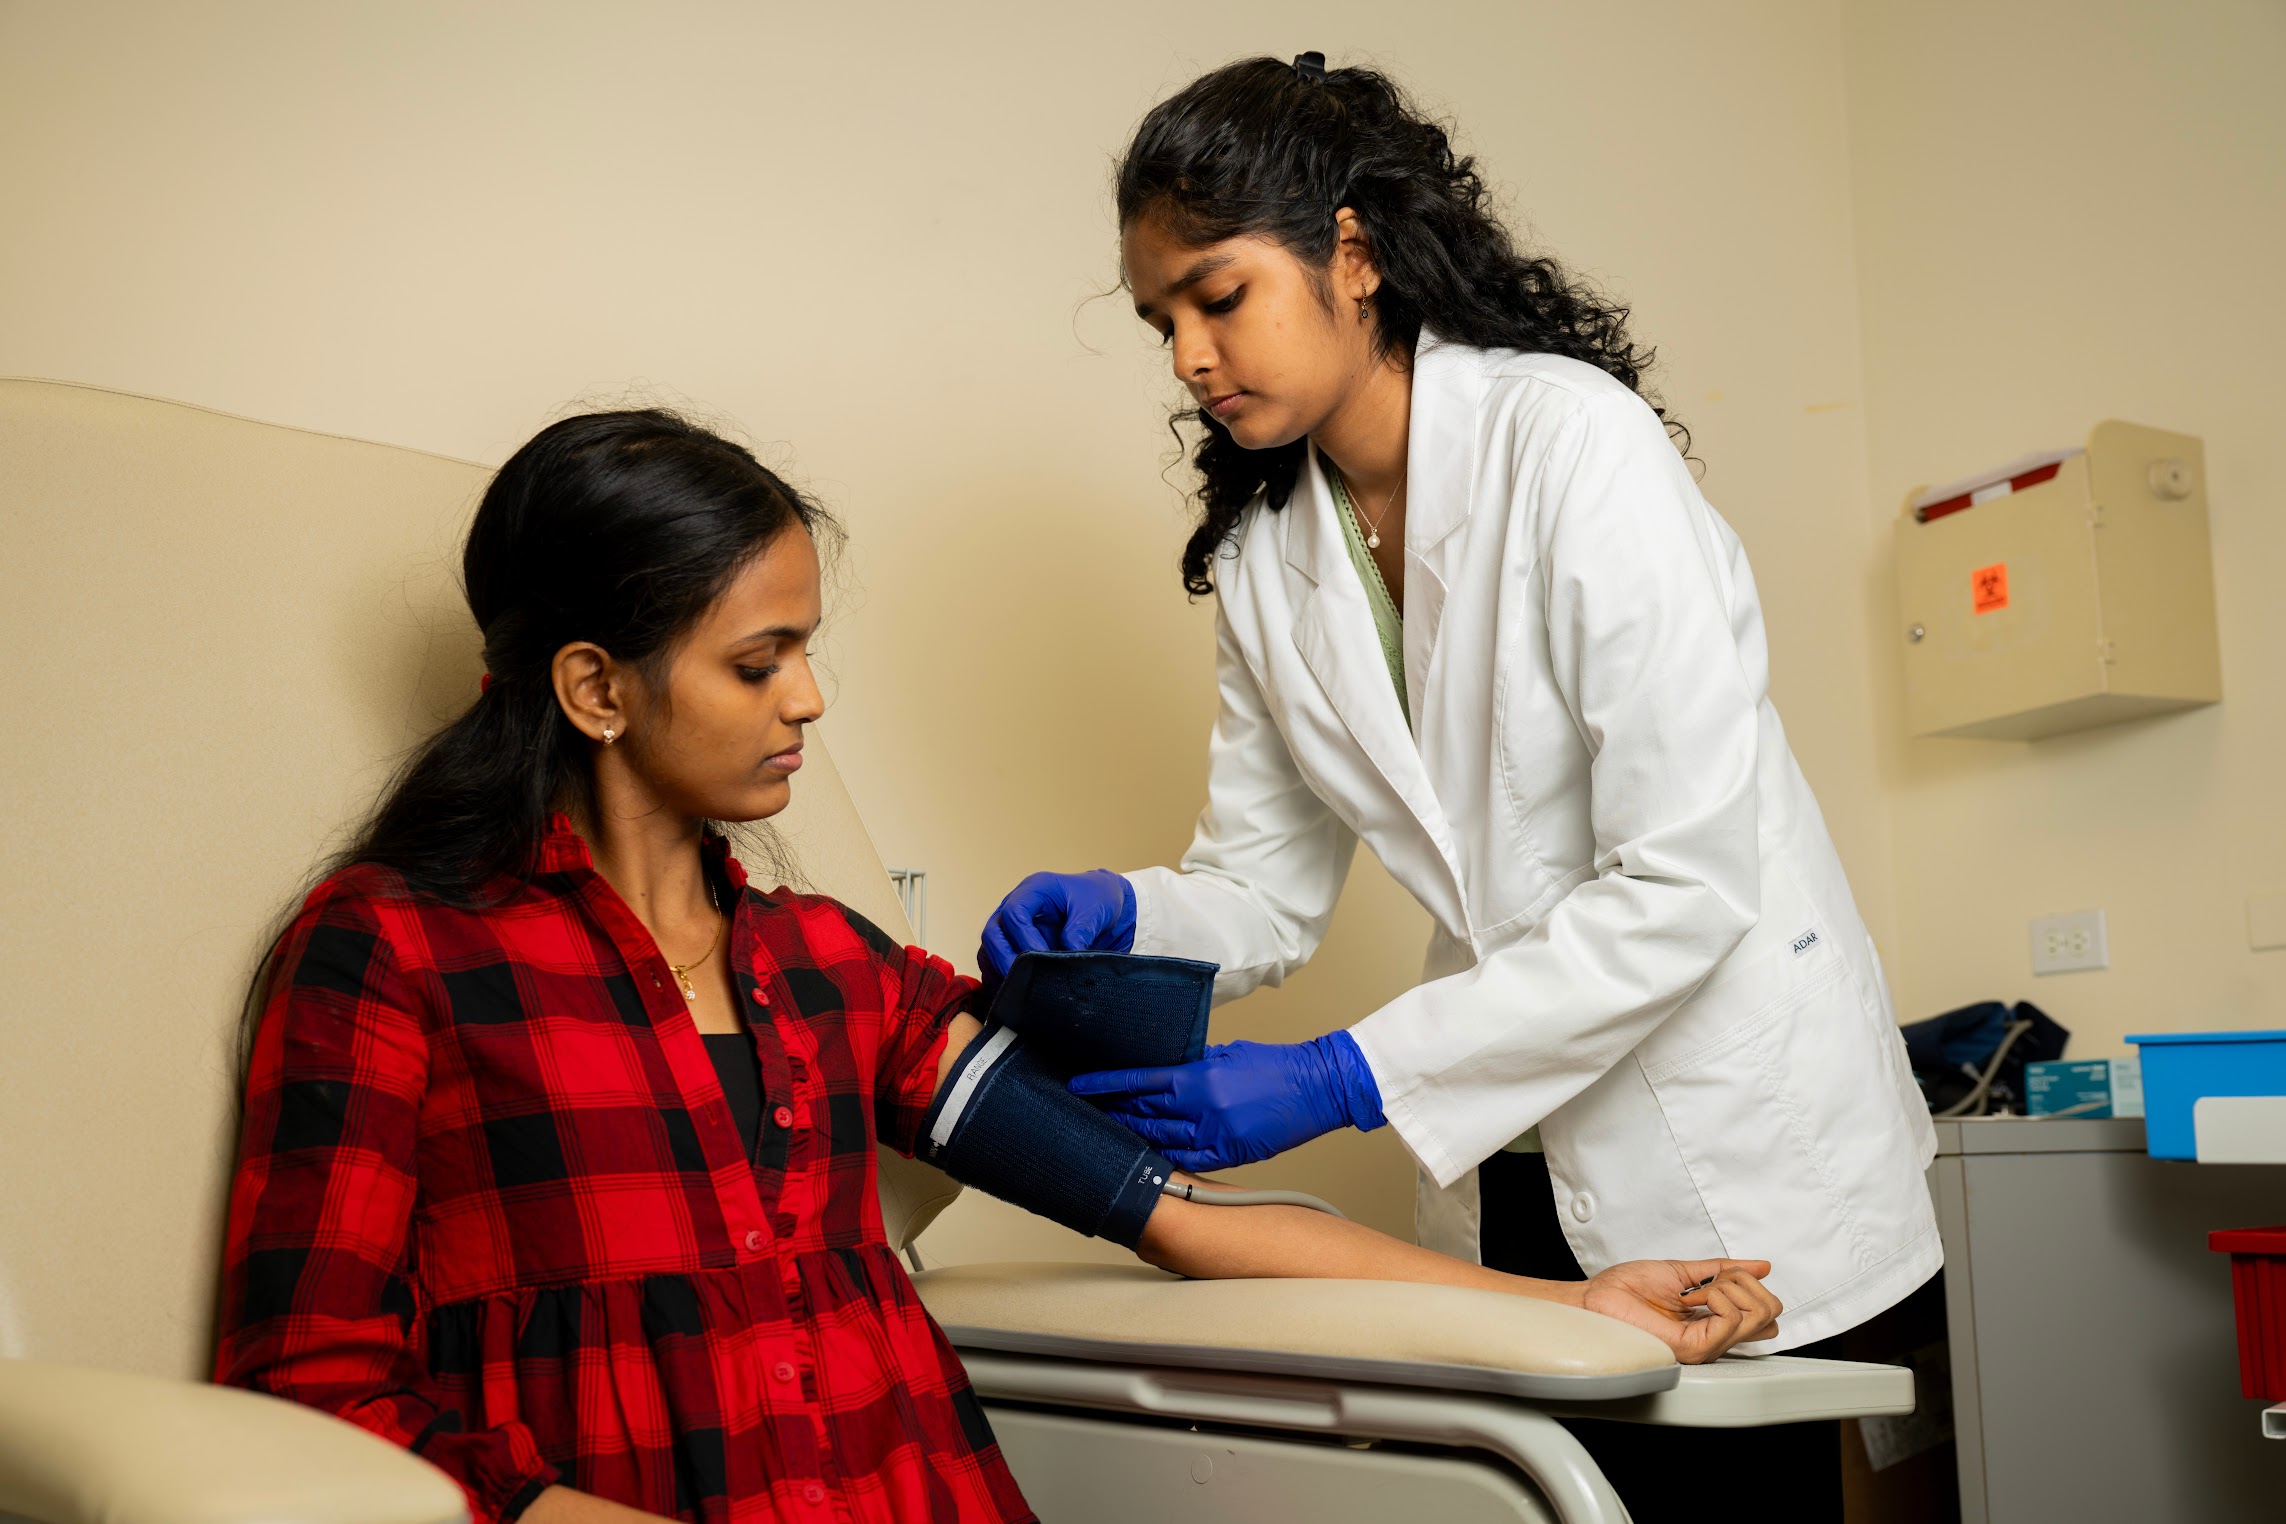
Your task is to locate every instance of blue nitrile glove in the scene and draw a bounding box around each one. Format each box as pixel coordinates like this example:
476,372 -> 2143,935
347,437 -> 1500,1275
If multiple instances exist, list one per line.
979,869 -> 1137,981
1067,1030 -> 1385,1172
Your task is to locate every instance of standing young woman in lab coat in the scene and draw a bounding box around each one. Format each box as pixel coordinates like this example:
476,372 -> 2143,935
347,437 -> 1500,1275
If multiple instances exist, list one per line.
982,55 -> 1941,1519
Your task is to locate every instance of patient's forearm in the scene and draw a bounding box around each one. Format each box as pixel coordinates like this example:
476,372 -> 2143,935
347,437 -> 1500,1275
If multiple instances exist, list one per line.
926,1023 -> 1574,1306
1136,1180 -> 1586,1309
923,1020 -> 1579,1307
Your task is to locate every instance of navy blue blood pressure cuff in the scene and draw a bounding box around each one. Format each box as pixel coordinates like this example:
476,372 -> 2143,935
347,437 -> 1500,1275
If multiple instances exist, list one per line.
986,951 -> 1216,1072
917,1021 -> 1173,1249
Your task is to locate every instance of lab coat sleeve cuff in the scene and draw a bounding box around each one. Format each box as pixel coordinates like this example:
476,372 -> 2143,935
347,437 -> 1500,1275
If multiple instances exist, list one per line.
1346,1017 -> 1472,1190
1124,870 -> 1161,957
1120,864 -> 1293,1005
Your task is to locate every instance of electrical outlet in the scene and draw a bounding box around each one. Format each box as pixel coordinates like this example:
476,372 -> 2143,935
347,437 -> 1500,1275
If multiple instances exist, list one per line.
2030,910 -> 2108,975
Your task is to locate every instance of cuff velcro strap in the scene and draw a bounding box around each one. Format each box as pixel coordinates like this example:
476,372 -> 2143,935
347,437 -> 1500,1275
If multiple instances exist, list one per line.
918,1022 -> 1173,1249
986,951 -> 1216,1073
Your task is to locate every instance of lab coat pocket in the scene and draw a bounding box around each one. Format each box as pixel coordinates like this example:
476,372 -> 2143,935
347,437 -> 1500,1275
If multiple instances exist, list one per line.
1640,958 -> 1895,1298
1635,864 -> 1844,1084
1638,929 -> 1846,1090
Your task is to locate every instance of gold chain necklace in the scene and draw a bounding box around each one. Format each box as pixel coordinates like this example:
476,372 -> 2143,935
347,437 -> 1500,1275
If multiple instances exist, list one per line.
1336,464 -> 1401,551
666,889 -> 726,1004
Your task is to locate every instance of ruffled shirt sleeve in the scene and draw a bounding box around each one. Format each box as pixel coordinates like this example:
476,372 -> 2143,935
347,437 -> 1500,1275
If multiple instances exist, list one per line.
833,907 -> 979,1158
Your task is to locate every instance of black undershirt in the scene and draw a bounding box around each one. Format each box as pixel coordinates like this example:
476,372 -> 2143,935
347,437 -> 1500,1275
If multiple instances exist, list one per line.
701,1032 -> 764,1162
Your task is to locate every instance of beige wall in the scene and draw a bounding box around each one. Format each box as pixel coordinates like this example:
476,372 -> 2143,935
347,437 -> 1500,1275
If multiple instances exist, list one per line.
0,0 -> 1897,1257
10,0 -> 2278,1286
1841,0 -> 2286,1057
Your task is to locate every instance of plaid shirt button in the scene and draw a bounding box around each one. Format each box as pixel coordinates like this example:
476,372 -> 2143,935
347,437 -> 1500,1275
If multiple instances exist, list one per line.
773,1105 -> 795,1129
216,828 -> 1033,1524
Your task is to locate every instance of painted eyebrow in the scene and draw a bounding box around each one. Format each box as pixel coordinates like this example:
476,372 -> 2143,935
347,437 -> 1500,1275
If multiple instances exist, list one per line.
1133,252 -> 1237,320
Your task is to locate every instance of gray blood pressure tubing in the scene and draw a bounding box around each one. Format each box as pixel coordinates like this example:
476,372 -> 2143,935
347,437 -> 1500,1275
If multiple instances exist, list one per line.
916,952 -> 1214,1248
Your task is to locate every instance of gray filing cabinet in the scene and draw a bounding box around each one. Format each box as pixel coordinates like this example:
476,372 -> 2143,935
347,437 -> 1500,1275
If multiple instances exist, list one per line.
1933,1117 -> 2285,1521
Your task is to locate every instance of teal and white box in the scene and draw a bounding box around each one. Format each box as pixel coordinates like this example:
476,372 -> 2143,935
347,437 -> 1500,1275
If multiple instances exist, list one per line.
2026,1057 -> 2144,1118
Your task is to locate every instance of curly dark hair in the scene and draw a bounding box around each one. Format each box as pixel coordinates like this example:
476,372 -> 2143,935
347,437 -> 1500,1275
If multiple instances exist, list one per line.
1115,56 -> 1686,596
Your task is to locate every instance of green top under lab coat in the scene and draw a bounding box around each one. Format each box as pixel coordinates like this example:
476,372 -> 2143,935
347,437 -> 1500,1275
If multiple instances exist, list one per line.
1328,468 -> 1540,1155
1328,468 -> 1409,722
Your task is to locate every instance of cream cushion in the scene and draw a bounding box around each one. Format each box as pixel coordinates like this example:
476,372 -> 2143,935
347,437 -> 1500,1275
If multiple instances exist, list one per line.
0,378 -> 959,1384
0,377 -> 961,1518
914,1263 -> 1680,1401
0,1357 -> 466,1524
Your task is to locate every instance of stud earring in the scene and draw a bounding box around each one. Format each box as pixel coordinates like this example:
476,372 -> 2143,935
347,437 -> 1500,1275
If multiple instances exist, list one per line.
601,726 -> 617,745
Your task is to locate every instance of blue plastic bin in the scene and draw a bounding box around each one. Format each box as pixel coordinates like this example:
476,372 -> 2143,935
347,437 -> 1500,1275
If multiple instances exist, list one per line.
2124,1029 -> 2286,1159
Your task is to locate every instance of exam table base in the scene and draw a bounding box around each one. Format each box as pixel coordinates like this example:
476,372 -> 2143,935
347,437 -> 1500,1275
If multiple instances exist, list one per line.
960,1349 -> 1914,1524
985,1403 -> 1564,1524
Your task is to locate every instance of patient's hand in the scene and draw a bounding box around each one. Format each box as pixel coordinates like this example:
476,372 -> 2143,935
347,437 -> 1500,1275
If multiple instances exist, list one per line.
1581,1259 -> 1781,1363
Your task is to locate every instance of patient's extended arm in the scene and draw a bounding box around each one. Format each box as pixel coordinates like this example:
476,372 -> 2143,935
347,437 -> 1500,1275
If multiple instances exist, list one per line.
1137,1174 -> 1780,1364
928,1014 -> 1780,1363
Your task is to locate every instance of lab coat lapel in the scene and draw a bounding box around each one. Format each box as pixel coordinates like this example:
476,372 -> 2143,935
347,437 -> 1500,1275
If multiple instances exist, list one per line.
1283,447 -> 1472,942
1401,333 -> 1481,745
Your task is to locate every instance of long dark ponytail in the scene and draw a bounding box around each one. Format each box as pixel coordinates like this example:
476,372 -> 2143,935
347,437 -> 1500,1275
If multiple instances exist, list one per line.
1115,55 -> 1686,596
239,410 -> 833,1075
349,408 -> 835,904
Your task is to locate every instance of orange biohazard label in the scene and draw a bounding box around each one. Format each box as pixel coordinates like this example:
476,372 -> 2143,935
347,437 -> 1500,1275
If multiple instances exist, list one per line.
1971,562 -> 2010,614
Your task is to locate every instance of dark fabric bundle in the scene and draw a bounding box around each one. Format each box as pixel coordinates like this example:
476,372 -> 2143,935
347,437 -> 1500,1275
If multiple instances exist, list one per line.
1901,1000 -> 2070,1117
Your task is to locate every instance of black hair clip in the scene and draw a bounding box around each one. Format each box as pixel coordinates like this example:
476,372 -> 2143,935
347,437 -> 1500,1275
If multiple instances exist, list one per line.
1293,51 -> 1326,82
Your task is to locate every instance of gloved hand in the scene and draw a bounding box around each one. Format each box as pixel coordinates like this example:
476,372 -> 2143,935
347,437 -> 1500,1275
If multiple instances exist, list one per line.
979,869 -> 1137,981
1067,1030 -> 1385,1171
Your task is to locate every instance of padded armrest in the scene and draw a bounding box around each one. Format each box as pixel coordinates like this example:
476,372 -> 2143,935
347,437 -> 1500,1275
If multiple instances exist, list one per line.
0,1358 -> 467,1524
876,1145 -> 961,1252
914,1262 -> 1681,1402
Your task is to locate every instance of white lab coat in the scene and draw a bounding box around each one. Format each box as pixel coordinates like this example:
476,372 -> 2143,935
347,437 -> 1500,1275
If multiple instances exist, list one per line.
1126,336 -> 1939,1350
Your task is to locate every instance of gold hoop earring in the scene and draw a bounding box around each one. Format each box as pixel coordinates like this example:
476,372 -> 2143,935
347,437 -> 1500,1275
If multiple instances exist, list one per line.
601,726 -> 617,745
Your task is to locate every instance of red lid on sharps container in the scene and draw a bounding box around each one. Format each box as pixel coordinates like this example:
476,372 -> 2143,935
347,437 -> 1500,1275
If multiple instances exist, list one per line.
2209,1225 -> 2286,1254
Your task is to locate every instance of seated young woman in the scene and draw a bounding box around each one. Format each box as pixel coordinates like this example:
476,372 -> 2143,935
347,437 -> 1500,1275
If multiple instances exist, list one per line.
215,410 -> 1782,1524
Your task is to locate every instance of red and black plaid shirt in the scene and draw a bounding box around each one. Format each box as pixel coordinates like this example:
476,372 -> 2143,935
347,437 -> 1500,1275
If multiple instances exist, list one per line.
217,818 -> 1033,1524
